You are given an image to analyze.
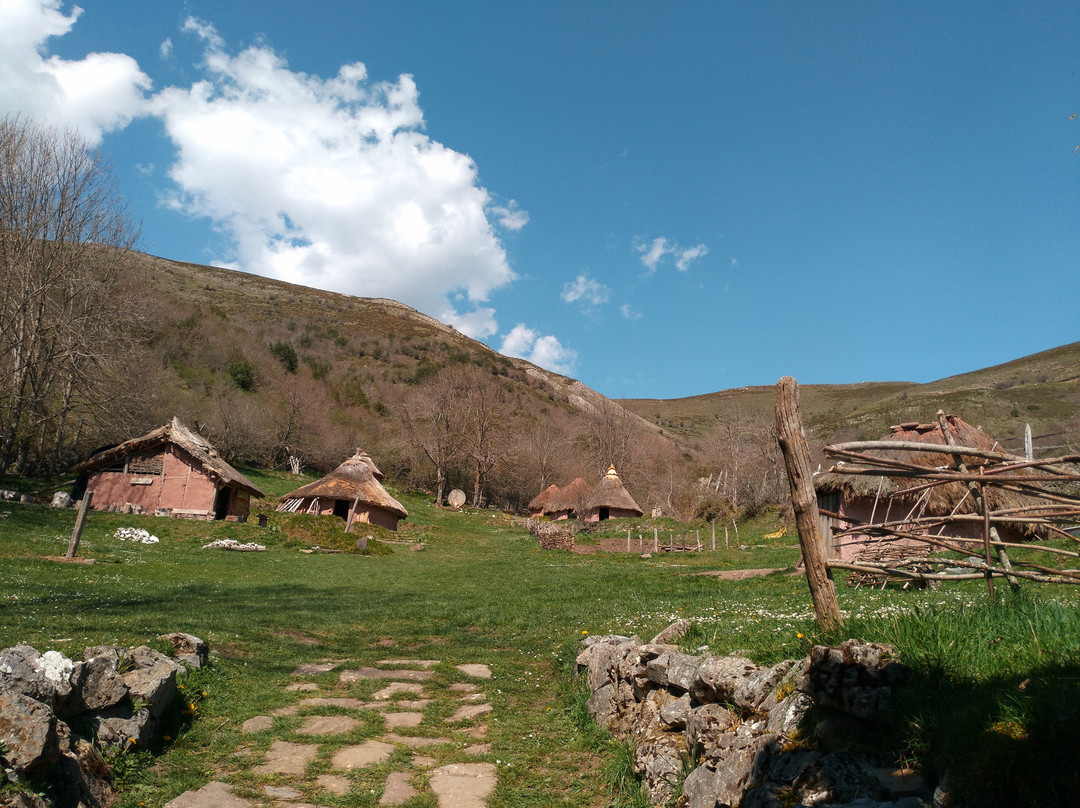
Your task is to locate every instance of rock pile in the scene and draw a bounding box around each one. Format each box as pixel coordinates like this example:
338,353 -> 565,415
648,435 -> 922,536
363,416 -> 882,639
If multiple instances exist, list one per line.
0,633 -> 207,808
576,624 -> 928,808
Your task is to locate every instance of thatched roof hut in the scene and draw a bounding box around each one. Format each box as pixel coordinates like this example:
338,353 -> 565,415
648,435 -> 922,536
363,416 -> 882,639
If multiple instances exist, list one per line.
278,451 -> 407,531
528,483 -> 560,518
584,466 -> 643,521
72,417 -> 264,520
543,477 -> 593,521
815,414 -> 1038,559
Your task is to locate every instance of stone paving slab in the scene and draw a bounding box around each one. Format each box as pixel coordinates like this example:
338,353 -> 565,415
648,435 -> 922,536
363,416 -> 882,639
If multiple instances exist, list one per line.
459,692 -> 487,702
163,781 -> 253,808
372,682 -> 427,699
383,732 -> 452,748
464,743 -> 493,756
413,754 -> 438,768
449,683 -> 479,692
446,703 -> 493,723
297,714 -> 361,735
384,711 -> 424,729
300,696 -> 374,709
377,659 -> 441,668
292,662 -> 339,676
241,715 -> 274,733
265,784 -> 303,799
331,739 -> 395,769
341,667 -> 435,683
316,773 -> 352,795
379,771 -> 418,805
429,762 -> 497,808
455,664 -> 492,679
254,740 -> 318,775
271,705 -> 301,716
286,682 -> 320,692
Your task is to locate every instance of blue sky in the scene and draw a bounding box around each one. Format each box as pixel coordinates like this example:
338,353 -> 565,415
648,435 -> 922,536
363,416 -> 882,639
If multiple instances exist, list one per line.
3,1 -> 1078,399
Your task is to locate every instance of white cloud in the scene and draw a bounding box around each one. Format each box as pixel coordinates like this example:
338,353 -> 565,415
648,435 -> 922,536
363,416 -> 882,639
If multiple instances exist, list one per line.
620,303 -> 642,321
143,18 -> 519,338
561,273 -> 610,306
635,235 -> 709,273
0,0 -> 151,144
490,200 -> 529,231
499,323 -> 577,375
160,38 -> 173,60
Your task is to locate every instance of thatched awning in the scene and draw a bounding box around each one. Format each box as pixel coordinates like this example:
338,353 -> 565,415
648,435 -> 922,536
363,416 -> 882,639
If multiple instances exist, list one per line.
815,415 -> 1039,522
281,451 -> 407,518
585,466 -> 643,516
73,417 -> 265,498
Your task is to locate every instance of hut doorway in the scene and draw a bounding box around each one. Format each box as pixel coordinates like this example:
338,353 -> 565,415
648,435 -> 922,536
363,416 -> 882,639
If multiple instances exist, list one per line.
598,507 -> 610,521
333,499 -> 351,520
213,487 -> 231,520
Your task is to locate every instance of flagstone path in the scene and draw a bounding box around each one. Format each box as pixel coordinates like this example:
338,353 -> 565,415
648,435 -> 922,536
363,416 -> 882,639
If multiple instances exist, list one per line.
162,657 -> 497,807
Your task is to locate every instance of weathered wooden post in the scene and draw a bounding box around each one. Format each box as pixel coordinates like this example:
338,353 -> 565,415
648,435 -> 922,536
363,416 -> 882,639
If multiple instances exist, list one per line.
66,492 -> 93,559
776,377 -> 843,631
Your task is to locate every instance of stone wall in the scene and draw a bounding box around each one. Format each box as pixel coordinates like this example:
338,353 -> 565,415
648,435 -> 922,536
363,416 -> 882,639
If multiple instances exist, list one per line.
0,633 -> 208,808
576,622 -> 935,808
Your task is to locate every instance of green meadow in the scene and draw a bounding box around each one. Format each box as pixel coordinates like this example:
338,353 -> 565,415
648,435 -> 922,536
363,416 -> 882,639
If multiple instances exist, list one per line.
2,471 -> 1078,807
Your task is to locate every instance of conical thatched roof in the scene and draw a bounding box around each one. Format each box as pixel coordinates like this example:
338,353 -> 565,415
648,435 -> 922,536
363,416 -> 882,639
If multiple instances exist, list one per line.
543,477 -> 593,515
528,483 -> 560,512
585,466 -> 643,515
73,417 -> 264,497
815,415 -> 1036,520
354,449 -> 385,480
282,451 -> 407,518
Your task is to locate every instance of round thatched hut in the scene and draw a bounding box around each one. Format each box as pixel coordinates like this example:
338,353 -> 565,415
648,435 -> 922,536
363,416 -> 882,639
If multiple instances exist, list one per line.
542,477 -> 593,521
814,415 -> 1039,560
278,451 -> 407,531
528,483 -> 560,518
584,466 -> 643,521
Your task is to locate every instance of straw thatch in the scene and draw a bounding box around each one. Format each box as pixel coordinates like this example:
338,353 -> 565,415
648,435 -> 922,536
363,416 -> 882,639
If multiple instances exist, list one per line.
74,417 -> 264,497
543,477 -> 593,519
279,451 -> 407,525
815,414 -> 1035,517
528,483 -> 560,516
585,466 -> 643,520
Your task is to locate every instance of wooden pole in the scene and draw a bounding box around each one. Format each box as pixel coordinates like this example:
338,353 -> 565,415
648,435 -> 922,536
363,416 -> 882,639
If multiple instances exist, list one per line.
776,376 -> 843,631
66,492 -> 93,559
344,494 -> 361,533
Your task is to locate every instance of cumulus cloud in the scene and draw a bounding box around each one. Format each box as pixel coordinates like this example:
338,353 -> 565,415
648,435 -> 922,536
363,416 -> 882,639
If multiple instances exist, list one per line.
499,323 -> 577,375
620,303 -> 642,321
139,18 -> 524,338
560,273 -> 610,306
635,235 -> 709,274
0,0 -> 151,144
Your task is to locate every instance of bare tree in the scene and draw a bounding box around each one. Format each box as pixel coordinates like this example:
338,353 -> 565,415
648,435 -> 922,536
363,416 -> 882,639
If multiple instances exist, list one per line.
576,399 -> 637,482
398,367 -> 464,505
459,366 -> 514,507
0,116 -> 139,478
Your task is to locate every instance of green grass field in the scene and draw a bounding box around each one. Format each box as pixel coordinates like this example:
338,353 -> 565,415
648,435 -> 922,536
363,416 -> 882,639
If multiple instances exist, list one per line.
2,484 -> 1078,807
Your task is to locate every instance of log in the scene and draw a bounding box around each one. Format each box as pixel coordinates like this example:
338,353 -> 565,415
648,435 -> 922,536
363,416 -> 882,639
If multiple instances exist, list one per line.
776,376 -> 842,630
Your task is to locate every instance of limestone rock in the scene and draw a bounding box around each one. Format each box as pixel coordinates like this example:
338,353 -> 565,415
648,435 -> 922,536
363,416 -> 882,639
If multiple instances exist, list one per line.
690,655 -> 762,705
796,640 -> 908,720
646,651 -> 703,692
0,688 -> 59,778
67,652 -> 129,715
123,646 -> 180,719
51,491 -> 73,508
157,633 -> 209,668
651,619 -> 691,645
632,733 -> 685,805
0,645 -> 74,711
659,691 -> 692,730
791,751 -> 886,806
685,703 -> 738,760
734,659 -> 797,713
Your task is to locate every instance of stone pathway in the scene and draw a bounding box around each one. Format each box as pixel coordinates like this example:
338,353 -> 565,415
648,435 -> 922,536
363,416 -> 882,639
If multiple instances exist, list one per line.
163,657 -> 497,807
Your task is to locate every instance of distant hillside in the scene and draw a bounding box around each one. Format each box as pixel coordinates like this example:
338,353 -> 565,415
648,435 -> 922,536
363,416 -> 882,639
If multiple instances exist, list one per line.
620,342 -> 1080,461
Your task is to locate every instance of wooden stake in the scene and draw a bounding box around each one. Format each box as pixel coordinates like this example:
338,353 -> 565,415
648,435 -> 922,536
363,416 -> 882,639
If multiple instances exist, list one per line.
776,377 -> 843,631
66,492 -> 93,559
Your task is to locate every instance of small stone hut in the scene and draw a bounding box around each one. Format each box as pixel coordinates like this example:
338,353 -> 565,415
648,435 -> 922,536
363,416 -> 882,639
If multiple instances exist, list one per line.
527,484 -> 560,518
584,466 -> 643,522
278,450 -> 408,531
72,417 -> 264,520
814,414 -> 1040,561
542,477 -> 593,521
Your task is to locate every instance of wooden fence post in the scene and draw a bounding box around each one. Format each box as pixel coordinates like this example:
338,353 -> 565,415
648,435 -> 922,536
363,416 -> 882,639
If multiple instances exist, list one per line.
66,492 -> 93,559
776,377 -> 843,631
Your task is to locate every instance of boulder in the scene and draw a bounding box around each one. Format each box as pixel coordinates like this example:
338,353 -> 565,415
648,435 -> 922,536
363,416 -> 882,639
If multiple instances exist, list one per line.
0,688 -> 59,778
51,491 -> 73,508
690,655 -> 762,705
66,653 -> 129,716
124,647 -> 180,718
157,633 -> 209,668
796,640 -> 908,720
0,645 -> 74,711
651,619 -> 691,645
646,651 -> 702,692
659,691 -> 692,730
683,731 -> 779,808
791,751 -> 886,806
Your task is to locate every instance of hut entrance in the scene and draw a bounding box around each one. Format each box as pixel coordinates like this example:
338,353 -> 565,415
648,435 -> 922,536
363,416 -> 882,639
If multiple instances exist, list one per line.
213,487 -> 231,520
333,499 -> 351,520
598,507 -> 610,521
